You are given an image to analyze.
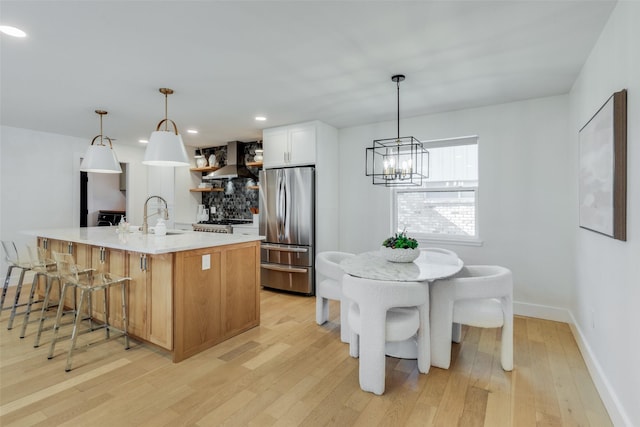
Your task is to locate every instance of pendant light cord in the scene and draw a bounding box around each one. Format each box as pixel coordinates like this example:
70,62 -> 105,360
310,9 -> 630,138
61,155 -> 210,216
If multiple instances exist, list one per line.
397,79 -> 400,139
99,113 -> 103,144
164,92 -> 168,131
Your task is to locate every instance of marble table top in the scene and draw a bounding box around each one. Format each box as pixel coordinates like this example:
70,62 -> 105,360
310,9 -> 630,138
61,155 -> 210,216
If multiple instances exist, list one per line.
340,249 -> 463,282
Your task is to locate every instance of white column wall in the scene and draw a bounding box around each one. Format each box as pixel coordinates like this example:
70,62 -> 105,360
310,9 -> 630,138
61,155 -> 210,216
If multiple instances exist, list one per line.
569,2 -> 639,425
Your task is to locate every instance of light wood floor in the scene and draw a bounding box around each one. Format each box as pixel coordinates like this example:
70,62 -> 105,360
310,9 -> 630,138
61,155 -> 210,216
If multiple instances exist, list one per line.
0,287 -> 612,426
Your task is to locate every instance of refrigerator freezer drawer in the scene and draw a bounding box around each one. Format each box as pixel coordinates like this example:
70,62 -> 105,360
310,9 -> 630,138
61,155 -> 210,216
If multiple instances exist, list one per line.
261,244 -> 312,267
261,263 -> 313,295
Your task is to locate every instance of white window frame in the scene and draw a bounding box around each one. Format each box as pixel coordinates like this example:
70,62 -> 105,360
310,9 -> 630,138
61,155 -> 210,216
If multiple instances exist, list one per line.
391,135 -> 482,246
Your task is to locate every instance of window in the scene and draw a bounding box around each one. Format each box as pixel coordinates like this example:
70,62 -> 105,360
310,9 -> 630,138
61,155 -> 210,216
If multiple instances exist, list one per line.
393,136 -> 479,244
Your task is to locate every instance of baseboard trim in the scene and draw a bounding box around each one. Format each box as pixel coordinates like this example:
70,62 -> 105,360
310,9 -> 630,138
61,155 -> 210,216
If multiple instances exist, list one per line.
513,301 -> 572,322
515,301 -> 630,426
568,313 -> 632,427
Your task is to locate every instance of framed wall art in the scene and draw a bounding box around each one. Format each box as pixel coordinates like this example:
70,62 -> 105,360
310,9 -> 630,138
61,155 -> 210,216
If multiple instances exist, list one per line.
578,89 -> 627,241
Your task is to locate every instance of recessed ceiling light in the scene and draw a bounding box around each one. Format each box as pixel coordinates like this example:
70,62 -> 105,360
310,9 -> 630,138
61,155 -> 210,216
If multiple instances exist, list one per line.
0,26 -> 27,38
138,139 -> 148,144
187,129 -> 198,134
255,116 -> 267,121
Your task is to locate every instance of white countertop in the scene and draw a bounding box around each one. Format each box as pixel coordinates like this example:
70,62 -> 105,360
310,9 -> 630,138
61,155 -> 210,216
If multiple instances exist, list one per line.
25,227 -> 264,255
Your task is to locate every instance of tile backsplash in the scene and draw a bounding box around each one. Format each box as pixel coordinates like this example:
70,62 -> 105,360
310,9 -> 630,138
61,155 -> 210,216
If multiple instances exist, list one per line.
198,141 -> 261,220
202,178 -> 259,220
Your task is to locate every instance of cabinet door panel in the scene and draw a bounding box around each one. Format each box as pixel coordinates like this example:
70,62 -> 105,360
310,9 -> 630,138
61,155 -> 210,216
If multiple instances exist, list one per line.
127,252 -> 148,340
90,246 -> 107,323
222,243 -> 260,336
106,248 -> 127,329
174,248 -> 222,361
36,238 -> 52,298
288,124 -> 316,166
148,253 -> 173,349
62,242 -> 90,313
262,128 -> 288,168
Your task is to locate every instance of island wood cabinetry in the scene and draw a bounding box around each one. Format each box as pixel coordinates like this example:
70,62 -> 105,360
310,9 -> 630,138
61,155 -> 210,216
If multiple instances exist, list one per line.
126,251 -> 173,350
173,240 -> 260,362
35,233 -> 261,362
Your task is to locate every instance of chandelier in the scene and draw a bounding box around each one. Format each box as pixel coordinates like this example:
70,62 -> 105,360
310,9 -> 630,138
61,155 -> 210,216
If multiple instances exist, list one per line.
365,75 -> 428,186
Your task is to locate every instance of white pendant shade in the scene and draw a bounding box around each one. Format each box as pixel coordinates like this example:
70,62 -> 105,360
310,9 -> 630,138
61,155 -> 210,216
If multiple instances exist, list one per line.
142,130 -> 189,166
80,143 -> 122,174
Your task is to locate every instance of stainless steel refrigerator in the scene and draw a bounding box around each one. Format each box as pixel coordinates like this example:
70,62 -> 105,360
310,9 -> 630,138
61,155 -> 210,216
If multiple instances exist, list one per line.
259,167 -> 315,295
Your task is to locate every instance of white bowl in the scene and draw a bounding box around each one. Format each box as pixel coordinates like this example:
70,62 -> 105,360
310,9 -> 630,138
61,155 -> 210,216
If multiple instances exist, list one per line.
379,246 -> 419,263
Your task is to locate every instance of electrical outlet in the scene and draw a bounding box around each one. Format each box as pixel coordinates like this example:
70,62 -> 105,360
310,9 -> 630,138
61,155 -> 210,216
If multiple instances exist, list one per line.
202,254 -> 211,270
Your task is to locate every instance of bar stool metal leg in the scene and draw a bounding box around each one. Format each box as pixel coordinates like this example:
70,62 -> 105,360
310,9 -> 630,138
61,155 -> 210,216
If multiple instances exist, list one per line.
122,281 -> 129,350
65,288 -> 87,372
7,267 -> 28,330
1,264 -> 16,309
34,275 -> 58,347
48,282 -> 71,360
103,287 -> 109,340
20,271 -> 47,338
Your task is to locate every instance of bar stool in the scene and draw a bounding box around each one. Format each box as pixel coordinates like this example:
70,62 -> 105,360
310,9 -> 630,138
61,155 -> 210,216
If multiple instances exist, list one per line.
48,251 -> 131,372
19,246 -> 57,339
1,240 -> 33,330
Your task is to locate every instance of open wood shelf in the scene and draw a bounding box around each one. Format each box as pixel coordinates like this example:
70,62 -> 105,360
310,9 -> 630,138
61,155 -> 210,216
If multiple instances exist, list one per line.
247,186 -> 259,190
190,166 -> 220,173
246,161 -> 263,167
189,188 -> 224,192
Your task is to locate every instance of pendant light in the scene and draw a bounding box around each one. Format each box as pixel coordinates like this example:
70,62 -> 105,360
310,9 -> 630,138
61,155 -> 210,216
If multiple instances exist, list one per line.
142,87 -> 189,167
80,110 -> 122,174
365,75 -> 428,186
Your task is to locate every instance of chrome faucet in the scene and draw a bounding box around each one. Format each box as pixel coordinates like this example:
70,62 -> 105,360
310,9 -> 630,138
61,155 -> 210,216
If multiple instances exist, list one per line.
142,195 -> 169,234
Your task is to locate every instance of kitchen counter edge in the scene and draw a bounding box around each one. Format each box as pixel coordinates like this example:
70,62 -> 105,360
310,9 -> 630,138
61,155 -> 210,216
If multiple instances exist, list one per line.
25,227 -> 265,255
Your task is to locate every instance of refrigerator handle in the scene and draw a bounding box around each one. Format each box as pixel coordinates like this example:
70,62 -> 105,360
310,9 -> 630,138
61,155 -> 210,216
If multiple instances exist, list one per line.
261,244 -> 308,253
283,171 -> 289,240
276,170 -> 286,241
261,263 -> 308,274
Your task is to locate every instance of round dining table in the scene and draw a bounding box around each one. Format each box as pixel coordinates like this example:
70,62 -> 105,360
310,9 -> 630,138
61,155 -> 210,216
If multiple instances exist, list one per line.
340,248 -> 464,360
340,249 -> 463,282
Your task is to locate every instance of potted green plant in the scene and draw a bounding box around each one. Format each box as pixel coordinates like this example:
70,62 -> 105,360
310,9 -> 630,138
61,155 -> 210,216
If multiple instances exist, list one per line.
380,230 -> 419,262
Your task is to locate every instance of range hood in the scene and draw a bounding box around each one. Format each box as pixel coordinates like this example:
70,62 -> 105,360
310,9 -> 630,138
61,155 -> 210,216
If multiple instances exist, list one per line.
204,141 -> 257,180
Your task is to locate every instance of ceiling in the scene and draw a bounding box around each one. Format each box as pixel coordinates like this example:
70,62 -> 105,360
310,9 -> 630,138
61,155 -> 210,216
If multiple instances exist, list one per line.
0,1 -> 615,149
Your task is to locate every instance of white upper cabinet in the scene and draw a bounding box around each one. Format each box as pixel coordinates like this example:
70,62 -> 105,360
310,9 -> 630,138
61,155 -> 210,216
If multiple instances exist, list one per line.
260,120 -> 339,255
262,122 -> 317,168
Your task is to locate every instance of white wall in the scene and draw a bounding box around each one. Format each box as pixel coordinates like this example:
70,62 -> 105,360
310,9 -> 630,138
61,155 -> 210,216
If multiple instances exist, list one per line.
174,144 -> 201,225
0,126 -> 148,273
569,2 -> 639,426
339,95 -> 574,314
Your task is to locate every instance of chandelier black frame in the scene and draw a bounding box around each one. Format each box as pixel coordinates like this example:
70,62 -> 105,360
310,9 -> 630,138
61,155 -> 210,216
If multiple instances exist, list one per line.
365,75 -> 429,187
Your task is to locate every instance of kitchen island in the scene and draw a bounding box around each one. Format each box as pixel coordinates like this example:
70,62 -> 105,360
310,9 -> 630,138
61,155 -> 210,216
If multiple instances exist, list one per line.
28,227 -> 264,362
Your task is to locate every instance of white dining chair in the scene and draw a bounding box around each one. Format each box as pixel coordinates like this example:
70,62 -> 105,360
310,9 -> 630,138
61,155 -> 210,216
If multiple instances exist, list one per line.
315,251 -> 355,343
420,247 -> 458,261
343,274 -> 429,395
429,265 -> 513,371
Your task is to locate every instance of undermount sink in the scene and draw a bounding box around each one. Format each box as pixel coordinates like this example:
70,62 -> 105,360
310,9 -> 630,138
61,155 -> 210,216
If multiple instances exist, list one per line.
147,229 -> 187,236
